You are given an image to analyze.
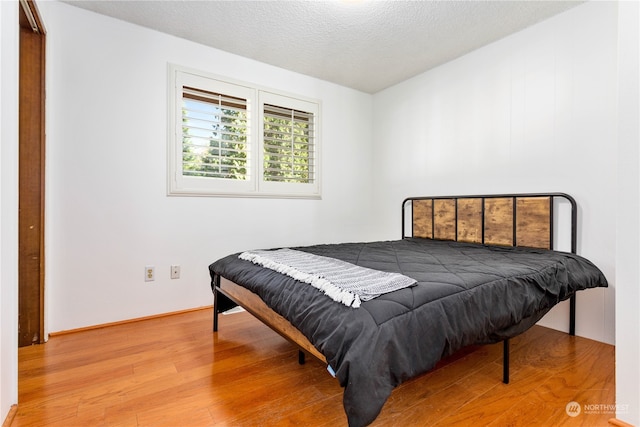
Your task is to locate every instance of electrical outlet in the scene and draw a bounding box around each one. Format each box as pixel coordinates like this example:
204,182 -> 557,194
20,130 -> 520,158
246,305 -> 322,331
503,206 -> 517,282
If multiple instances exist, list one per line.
171,265 -> 181,279
145,266 -> 155,282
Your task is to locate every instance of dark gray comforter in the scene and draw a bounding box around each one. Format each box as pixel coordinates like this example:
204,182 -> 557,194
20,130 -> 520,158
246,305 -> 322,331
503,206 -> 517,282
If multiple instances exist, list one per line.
209,238 -> 607,426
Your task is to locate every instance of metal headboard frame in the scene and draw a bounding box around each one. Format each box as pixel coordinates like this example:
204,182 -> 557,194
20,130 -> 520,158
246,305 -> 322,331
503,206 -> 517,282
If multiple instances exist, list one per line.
402,192 -> 577,253
401,192 -> 579,384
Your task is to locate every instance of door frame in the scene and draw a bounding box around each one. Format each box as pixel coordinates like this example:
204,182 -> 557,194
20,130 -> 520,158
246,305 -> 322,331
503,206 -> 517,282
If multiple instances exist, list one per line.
18,0 -> 46,346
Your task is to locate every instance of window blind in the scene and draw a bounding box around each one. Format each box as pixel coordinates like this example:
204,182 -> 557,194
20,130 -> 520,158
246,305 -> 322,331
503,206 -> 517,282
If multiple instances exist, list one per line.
181,86 -> 250,180
263,104 -> 315,184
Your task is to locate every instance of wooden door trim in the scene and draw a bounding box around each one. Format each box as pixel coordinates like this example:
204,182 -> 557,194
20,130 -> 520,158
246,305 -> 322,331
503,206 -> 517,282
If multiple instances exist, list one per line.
19,0 -> 46,346
19,0 -> 45,34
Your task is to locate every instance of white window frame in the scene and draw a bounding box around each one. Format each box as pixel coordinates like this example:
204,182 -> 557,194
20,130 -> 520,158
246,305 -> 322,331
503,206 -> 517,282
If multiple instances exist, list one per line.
168,64 -> 321,198
259,91 -> 319,197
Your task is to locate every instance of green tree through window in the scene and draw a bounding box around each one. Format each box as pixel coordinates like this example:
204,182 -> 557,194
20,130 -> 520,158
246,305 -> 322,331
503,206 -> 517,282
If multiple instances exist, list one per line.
263,104 -> 314,184
182,87 -> 249,180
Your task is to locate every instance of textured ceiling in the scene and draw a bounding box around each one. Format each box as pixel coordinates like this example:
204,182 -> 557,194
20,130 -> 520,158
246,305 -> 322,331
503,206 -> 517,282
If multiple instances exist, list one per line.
62,0 -> 582,93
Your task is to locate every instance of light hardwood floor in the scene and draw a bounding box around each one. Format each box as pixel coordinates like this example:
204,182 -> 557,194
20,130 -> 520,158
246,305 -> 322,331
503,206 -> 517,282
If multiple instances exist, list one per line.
12,308 -> 615,426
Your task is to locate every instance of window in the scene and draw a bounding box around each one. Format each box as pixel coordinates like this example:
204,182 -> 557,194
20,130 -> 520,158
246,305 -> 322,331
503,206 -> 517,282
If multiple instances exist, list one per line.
182,87 -> 249,181
168,65 -> 321,198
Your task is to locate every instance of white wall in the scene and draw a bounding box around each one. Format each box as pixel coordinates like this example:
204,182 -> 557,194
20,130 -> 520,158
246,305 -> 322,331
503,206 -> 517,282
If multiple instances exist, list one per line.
4,1 -> 636,425
0,0 -> 20,421
615,0 -> 640,424
372,1 -> 619,345
40,1 -> 374,332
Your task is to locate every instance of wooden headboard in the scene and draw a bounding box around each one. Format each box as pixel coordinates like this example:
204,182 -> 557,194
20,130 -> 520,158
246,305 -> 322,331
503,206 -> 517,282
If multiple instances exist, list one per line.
402,193 -> 577,253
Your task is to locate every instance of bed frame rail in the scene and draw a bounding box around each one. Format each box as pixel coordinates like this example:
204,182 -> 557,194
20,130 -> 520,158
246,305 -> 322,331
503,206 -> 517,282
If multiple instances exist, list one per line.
213,274 -> 327,365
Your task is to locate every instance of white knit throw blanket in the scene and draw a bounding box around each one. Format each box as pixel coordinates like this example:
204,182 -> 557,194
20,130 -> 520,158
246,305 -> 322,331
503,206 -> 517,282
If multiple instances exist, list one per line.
238,249 -> 416,308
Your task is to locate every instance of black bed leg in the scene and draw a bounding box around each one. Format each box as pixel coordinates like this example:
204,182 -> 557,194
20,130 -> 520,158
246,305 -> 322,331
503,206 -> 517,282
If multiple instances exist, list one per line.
569,294 -> 576,336
503,339 -> 510,384
298,350 -> 306,365
213,275 -> 220,332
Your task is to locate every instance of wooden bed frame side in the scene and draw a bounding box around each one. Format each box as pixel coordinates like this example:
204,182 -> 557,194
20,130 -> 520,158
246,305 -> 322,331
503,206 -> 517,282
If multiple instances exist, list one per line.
214,275 -> 326,364
213,192 -> 578,379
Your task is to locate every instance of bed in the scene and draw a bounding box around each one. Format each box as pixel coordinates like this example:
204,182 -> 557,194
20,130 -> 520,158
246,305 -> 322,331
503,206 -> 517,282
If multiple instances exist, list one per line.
209,193 -> 607,426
